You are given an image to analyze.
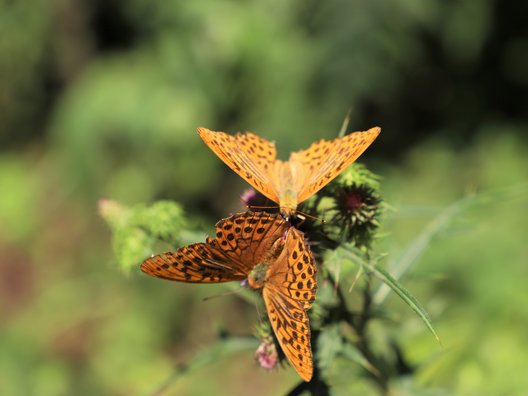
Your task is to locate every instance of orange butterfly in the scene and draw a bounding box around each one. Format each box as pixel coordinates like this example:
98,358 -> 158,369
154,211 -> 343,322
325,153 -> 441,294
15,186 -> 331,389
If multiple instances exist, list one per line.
198,126 -> 380,218
141,211 -> 317,381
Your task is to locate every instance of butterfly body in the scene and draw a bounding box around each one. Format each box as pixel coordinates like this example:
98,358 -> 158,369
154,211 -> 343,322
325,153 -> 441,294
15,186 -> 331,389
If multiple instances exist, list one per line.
247,262 -> 268,289
272,160 -> 306,218
247,236 -> 285,289
141,211 -> 317,381
198,126 -> 380,218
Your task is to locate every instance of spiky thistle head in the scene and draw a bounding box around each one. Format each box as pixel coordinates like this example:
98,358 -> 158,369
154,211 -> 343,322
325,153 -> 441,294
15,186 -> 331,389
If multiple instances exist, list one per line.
297,164 -> 383,250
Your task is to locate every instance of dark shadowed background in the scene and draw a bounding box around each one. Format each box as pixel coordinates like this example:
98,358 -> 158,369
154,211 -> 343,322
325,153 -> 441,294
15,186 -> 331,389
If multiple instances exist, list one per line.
1,1 -> 527,395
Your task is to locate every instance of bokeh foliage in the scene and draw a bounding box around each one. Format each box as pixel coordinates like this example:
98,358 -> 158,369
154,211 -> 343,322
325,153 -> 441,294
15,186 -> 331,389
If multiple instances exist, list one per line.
0,0 -> 526,395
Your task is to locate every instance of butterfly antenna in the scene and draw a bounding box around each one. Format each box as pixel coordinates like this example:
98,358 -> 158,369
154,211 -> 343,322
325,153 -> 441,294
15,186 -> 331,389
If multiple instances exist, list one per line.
202,287 -> 243,302
338,108 -> 353,137
246,204 -> 280,211
295,210 -> 326,224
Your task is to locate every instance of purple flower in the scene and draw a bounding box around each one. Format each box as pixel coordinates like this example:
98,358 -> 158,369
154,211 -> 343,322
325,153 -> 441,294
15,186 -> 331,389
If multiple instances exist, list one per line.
342,190 -> 364,212
240,188 -> 259,206
240,188 -> 273,212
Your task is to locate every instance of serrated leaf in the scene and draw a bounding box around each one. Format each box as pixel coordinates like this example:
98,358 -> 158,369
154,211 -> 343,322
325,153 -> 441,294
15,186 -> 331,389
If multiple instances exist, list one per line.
336,244 -> 439,342
374,195 -> 476,304
324,245 -> 362,284
370,264 -> 440,343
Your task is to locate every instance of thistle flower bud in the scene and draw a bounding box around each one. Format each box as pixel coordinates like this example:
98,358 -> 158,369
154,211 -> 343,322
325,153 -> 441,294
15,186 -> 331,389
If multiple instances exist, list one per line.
331,183 -> 382,247
297,164 -> 382,249
325,164 -> 382,248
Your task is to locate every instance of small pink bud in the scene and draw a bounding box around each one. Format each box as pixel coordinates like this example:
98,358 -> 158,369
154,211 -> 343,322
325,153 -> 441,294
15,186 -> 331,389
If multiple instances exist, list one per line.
255,336 -> 278,370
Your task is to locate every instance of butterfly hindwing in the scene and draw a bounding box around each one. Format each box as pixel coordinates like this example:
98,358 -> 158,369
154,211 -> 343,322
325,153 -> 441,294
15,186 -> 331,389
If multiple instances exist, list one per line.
263,286 -> 314,382
281,228 -> 317,309
198,128 -> 279,203
141,211 -> 318,381
215,211 -> 289,266
141,212 -> 287,283
141,243 -> 245,283
263,226 -> 317,381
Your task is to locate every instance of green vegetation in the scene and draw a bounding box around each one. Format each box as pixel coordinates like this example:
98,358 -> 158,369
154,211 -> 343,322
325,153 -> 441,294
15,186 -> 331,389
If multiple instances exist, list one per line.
1,0 -> 526,395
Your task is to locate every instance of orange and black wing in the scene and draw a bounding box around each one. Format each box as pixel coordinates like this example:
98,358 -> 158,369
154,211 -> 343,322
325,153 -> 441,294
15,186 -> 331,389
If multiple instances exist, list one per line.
263,227 -> 317,381
291,127 -> 380,203
198,128 -> 279,203
141,211 -> 288,283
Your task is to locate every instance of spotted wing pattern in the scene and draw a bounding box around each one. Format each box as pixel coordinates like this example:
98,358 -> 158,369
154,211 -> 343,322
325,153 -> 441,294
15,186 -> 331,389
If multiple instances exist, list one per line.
263,227 -> 317,382
291,126 -> 380,203
197,128 -> 279,203
213,211 -> 289,267
141,211 -> 318,382
141,211 -> 288,283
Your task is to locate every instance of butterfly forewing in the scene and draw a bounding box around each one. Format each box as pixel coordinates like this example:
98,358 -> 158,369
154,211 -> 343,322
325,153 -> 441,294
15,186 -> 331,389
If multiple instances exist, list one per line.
263,227 -> 317,381
197,128 -> 279,202
141,212 -> 286,283
292,127 -> 381,203
198,126 -> 380,216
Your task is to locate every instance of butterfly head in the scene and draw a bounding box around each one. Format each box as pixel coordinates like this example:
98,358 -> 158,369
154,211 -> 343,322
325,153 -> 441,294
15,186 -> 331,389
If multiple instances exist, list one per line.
279,205 -> 297,220
248,262 -> 268,289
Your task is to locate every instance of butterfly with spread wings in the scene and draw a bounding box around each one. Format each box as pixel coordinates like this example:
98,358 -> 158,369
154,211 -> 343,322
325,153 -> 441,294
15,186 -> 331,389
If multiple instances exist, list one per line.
198,126 -> 380,218
141,211 -> 317,381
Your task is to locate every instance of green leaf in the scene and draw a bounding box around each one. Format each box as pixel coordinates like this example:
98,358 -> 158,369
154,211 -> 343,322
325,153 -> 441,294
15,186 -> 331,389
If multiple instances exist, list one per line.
374,194 -> 476,304
370,264 -> 440,343
317,324 -> 379,376
338,108 -> 352,137
323,245 -> 362,284
316,324 -> 344,371
341,343 -> 379,376
335,244 -> 440,342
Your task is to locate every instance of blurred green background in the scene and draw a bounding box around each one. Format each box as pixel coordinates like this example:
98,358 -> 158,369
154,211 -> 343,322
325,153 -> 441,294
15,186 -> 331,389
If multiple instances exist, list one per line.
1,0 -> 527,395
